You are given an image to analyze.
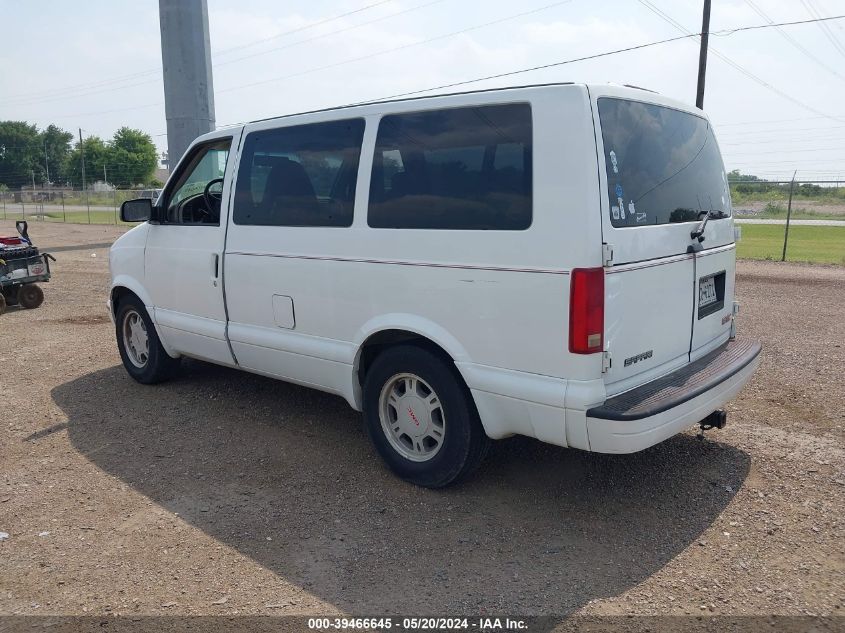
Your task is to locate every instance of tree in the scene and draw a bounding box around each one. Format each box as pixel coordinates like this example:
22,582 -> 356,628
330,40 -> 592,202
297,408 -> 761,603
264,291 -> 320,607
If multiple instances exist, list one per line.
0,121 -> 43,189
108,127 -> 157,187
727,169 -> 764,182
2,122 -> 158,190
41,124 -> 74,185
66,136 -> 109,189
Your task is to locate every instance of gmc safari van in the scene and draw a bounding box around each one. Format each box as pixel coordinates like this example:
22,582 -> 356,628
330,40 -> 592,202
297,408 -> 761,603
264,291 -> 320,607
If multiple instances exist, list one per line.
110,83 -> 761,487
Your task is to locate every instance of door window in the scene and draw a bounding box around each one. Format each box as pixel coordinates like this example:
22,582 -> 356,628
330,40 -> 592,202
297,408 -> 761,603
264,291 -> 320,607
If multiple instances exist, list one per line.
163,139 -> 232,225
233,118 -> 365,227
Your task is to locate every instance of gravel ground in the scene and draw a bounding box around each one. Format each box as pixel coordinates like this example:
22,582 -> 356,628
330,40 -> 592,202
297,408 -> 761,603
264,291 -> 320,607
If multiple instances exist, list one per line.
0,221 -> 843,621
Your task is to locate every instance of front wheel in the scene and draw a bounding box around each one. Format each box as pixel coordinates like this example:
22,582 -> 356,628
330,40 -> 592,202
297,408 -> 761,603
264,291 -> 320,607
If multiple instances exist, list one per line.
362,345 -> 490,488
115,295 -> 180,384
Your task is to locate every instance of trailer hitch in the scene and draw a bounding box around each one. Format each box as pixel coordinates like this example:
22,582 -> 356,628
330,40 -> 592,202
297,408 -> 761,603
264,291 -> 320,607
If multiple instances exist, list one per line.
697,410 -> 727,440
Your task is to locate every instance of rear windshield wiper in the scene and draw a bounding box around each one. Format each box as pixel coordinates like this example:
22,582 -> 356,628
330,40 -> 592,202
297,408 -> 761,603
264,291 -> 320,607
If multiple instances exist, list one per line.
690,209 -> 728,241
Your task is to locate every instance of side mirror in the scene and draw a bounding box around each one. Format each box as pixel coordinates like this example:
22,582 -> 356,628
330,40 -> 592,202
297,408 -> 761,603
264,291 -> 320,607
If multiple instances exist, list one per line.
120,198 -> 153,223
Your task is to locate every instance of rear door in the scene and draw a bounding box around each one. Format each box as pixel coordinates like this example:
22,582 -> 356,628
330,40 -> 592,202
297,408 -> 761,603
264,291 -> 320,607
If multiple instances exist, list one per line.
590,88 -> 734,395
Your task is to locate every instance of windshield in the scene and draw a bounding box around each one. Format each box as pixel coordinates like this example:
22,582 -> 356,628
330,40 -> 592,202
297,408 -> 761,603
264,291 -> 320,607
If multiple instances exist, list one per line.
598,97 -> 731,228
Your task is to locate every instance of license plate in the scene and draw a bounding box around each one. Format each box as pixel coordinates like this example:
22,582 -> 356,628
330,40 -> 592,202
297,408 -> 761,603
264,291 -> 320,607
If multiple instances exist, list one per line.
698,276 -> 717,308
27,261 -> 46,276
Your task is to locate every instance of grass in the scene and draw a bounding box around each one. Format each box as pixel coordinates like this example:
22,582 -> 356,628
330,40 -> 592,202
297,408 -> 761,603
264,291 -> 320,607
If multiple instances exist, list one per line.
41,210 -> 126,224
1,209 -> 126,225
737,224 -> 845,265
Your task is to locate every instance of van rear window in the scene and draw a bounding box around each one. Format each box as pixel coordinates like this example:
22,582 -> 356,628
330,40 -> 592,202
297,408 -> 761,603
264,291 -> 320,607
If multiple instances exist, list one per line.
368,103 -> 532,230
598,98 -> 730,228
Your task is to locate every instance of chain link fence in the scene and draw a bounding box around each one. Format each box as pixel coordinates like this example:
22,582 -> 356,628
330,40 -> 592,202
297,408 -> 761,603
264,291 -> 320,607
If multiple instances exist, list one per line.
0,189 -> 159,225
730,178 -> 845,264
2,182 -> 843,264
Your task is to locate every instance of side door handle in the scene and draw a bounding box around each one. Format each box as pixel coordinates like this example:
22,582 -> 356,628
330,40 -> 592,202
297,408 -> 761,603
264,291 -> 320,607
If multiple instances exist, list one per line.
212,253 -> 219,285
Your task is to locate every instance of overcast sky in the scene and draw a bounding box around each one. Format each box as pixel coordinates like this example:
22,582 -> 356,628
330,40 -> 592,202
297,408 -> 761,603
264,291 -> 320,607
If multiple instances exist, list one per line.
2,0 -> 845,180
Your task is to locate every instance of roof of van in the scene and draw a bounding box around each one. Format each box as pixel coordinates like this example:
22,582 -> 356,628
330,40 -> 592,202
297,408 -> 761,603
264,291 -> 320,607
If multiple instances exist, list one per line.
228,82 -> 665,123
246,82 -> 581,124
199,82 -> 699,142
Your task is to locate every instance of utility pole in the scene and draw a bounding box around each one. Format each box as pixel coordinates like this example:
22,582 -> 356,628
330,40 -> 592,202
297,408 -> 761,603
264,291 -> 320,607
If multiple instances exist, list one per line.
159,0 -> 216,167
782,170 -> 797,262
79,128 -> 91,223
44,140 -> 50,186
104,164 -> 108,185
696,0 -> 712,109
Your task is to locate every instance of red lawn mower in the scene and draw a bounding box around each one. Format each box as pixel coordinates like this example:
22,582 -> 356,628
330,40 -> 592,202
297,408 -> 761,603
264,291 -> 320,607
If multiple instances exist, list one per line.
0,221 -> 55,315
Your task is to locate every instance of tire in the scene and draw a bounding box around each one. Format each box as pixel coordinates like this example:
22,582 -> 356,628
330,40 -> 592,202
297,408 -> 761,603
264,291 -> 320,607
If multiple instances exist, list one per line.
115,295 -> 180,384
0,293 -> 6,315
17,284 -> 44,309
2,288 -> 18,306
362,344 -> 491,488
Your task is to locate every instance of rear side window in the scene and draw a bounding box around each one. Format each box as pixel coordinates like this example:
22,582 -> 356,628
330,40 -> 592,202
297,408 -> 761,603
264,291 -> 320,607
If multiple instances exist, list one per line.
598,98 -> 730,228
233,118 -> 365,227
368,103 -> 532,230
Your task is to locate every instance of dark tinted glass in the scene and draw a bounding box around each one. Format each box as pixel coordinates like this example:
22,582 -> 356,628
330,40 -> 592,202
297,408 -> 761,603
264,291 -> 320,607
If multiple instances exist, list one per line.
368,104 -> 532,230
598,98 -> 731,228
233,119 -> 365,227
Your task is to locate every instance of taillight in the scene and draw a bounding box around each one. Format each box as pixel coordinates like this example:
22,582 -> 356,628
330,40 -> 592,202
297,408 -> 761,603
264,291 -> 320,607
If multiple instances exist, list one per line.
569,267 -> 605,354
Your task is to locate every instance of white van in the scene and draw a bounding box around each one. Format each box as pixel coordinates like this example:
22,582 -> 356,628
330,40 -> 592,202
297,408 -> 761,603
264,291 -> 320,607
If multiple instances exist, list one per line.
109,83 -> 761,487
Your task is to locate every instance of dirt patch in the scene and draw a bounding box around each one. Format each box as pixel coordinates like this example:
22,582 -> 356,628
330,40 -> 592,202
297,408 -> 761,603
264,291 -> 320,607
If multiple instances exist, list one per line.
0,221 -> 842,621
49,314 -> 110,326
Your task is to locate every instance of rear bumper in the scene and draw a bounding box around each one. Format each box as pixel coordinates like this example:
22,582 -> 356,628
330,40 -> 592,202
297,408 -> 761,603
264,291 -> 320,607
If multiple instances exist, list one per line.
586,339 -> 761,453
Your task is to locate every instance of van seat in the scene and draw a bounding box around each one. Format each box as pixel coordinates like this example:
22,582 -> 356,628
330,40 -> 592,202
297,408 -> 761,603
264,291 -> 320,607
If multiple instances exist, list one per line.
257,157 -> 319,224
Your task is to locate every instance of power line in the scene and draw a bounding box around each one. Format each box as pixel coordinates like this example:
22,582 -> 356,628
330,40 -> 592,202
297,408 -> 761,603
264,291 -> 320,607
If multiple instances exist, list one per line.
9,12 -> 845,126
337,14 -> 845,107
721,133 -> 845,145
744,0 -> 845,82
723,146 -> 845,155
1,0 -> 402,104
725,158 -> 845,165
717,123 -> 845,138
344,36 -> 698,105
637,0 -> 845,123
213,0 -> 397,58
715,114 -> 845,127
2,0 -> 573,113
212,0 -> 446,70
217,0 -> 576,94
802,0 -> 845,58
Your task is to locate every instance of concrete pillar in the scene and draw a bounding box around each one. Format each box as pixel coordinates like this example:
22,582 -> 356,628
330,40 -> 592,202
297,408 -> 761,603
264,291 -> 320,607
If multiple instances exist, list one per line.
159,0 -> 216,169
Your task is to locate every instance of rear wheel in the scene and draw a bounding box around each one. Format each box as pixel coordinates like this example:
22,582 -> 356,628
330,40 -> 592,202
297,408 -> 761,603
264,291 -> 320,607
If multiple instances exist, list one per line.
115,295 -> 179,384
17,284 -> 43,309
363,345 -> 490,487
0,293 -> 6,315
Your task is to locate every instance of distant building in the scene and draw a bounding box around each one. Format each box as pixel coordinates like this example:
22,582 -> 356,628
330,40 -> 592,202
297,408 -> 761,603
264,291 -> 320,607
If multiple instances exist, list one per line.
90,181 -> 115,193
154,167 -> 170,185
